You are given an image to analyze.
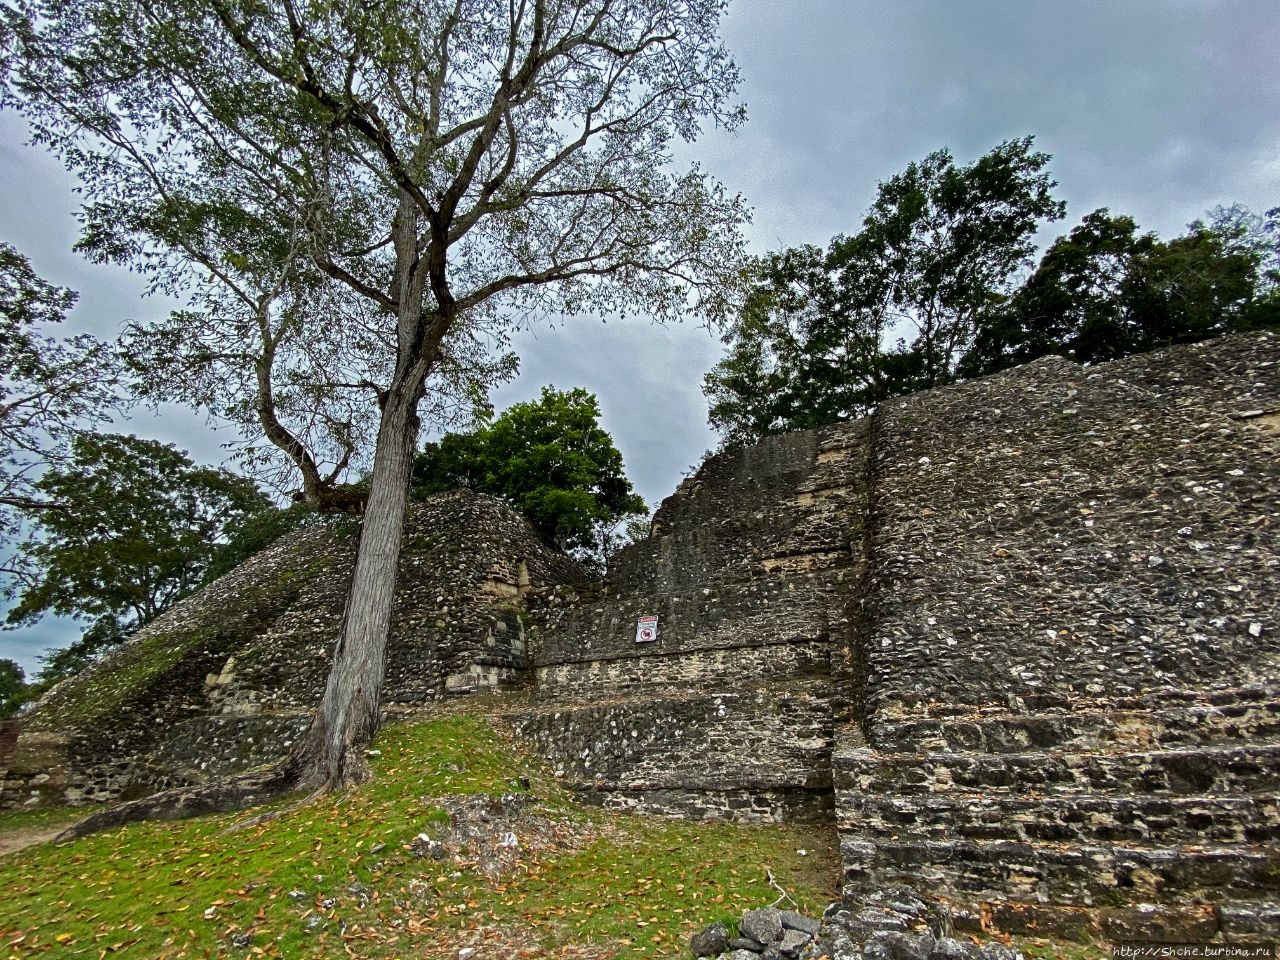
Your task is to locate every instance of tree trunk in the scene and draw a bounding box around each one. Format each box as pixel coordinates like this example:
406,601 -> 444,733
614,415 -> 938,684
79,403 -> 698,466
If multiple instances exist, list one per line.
278,187 -> 444,791
58,371 -> 434,840
288,382 -> 422,790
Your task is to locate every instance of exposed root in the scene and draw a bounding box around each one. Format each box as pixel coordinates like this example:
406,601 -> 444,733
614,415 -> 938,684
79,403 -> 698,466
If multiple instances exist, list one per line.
222,784 -> 332,834
54,766 -> 301,843
766,868 -> 800,909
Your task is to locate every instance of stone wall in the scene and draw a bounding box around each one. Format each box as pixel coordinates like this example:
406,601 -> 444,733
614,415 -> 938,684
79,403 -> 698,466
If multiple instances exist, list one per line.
1,491 -> 590,807
835,330 -> 1280,940
507,420 -> 870,822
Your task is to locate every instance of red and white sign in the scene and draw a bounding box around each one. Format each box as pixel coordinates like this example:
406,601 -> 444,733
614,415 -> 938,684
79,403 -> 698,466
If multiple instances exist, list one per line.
635,614 -> 659,643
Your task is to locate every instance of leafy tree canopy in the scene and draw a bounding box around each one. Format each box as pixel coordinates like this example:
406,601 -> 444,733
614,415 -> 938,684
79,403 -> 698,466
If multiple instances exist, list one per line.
6,433 -> 270,635
412,387 -> 645,557
706,137 -> 1063,449
0,243 -> 120,578
963,203 -> 1280,376
706,140 -> 1278,451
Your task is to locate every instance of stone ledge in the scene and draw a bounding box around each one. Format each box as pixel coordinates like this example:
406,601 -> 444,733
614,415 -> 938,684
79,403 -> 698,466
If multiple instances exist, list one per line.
840,836 -> 1280,905
871,696 -> 1280,754
835,791 -> 1280,846
833,742 -> 1280,796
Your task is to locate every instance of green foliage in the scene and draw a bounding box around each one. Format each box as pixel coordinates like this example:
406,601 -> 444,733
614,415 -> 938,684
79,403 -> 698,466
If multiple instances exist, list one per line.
706,138 -> 1276,451
0,657 -> 26,717
706,138 -> 1063,448
412,387 -> 646,558
858,136 -> 1066,386
6,433 -> 269,636
704,242 -> 929,449
0,243 -> 120,568
964,204 -> 1280,375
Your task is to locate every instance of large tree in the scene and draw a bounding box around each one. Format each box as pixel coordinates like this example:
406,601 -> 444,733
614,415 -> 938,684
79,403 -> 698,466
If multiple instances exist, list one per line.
860,136 -> 1065,387
6,432 -> 269,634
704,237 -> 929,450
0,243 -> 119,584
412,386 -> 645,559
3,0 -> 748,820
963,204 -> 1280,375
704,138 -> 1063,449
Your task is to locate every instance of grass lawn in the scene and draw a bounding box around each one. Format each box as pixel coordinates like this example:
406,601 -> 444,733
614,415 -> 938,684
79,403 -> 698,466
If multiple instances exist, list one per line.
0,713 -> 840,958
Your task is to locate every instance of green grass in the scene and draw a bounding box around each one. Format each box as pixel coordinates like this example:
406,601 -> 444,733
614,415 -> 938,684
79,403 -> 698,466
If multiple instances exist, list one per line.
0,714 -> 839,958
0,806 -> 86,834
1013,935 -> 1111,960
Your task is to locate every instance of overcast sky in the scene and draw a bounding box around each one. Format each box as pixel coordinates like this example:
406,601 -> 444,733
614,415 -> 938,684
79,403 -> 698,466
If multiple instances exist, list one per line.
2,0 -> 1277,672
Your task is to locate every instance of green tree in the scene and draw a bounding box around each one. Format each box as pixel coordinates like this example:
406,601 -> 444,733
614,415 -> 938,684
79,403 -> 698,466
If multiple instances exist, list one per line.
0,658 -> 26,718
4,0 -> 747,808
413,387 -> 645,560
963,204 -> 1280,376
705,138 -> 1062,449
0,243 -> 119,582
963,209 -> 1149,372
6,433 -> 269,637
704,242 -> 925,449
861,137 -> 1065,387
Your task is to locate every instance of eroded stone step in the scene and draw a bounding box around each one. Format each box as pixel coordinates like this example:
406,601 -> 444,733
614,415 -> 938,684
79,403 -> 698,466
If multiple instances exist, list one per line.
840,835 -> 1280,906
508,686 -> 835,794
868,683 -> 1280,726
515,676 -> 834,715
870,694 -> 1280,753
532,639 -> 832,699
836,791 -> 1280,847
573,783 -> 835,823
833,743 -> 1280,796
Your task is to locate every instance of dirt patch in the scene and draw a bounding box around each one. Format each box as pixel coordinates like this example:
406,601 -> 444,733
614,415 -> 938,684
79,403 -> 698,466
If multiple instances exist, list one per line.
0,825 -> 64,857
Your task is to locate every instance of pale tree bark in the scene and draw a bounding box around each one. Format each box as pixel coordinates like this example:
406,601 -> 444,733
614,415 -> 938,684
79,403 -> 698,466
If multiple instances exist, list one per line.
288,189 -> 450,789
292,382 -> 420,788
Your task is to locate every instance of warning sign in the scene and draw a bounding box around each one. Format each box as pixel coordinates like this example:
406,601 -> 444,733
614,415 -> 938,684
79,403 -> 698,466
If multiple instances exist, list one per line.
635,614 -> 658,644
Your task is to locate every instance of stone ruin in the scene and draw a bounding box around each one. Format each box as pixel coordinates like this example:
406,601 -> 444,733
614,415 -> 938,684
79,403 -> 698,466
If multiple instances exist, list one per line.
2,329 -> 1278,946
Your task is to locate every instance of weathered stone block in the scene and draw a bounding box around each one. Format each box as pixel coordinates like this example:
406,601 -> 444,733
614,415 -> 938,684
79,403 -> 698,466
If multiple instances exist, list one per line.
1101,903 -> 1218,943
740,907 -> 784,944
689,920 -> 729,957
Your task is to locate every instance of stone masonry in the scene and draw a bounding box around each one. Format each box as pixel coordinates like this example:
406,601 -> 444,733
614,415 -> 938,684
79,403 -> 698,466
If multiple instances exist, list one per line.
2,330 -> 1278,943
1,490 -> 590,805
831,331 -> 1280,942
507,420 -> 868,822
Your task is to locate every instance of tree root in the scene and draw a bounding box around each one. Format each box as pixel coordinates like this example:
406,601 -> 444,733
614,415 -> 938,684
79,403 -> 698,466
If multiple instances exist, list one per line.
54,766 -> 302,843
222,784 -> 332,834
51,718 -> 378,843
